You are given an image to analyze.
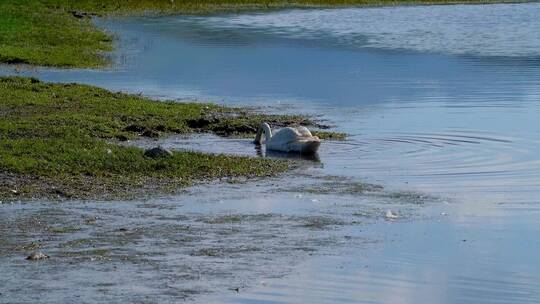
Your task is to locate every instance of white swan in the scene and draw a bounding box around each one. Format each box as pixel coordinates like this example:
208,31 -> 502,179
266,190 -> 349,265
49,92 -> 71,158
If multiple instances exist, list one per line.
254,123 -> 321,154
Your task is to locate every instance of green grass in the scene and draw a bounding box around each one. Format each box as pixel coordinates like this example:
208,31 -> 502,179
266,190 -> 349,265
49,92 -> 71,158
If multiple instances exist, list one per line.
1,76 -> 329,200
0,0 -> 524,67
0,0 -> 113,67
45,0 -> 525,15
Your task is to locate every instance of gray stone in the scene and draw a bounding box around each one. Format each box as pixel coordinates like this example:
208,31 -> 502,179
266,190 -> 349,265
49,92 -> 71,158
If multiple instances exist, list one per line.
26,252 -> 49,261
144,147 -> 173,158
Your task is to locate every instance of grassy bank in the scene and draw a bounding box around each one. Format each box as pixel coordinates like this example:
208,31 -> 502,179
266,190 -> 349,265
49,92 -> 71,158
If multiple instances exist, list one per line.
0,76 -> 340,200
0,0 -> 112,67
0,0 -> 525,67
41,0 -> 523,14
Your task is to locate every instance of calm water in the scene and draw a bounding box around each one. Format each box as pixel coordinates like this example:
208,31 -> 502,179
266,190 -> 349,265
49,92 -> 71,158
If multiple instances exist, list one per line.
2,2 -> 540,304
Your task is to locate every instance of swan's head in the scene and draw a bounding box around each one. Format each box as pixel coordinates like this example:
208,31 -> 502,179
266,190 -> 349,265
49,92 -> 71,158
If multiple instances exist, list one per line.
254,122 -> 273,144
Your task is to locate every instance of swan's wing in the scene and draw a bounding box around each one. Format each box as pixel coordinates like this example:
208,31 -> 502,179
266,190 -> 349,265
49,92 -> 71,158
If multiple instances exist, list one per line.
296,126 -> 313,137
266,127 -> 321,153
271,128 -> 300,144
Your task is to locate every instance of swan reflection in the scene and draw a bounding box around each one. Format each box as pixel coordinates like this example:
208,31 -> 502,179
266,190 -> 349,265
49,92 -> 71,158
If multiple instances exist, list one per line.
255,144 -> 321,162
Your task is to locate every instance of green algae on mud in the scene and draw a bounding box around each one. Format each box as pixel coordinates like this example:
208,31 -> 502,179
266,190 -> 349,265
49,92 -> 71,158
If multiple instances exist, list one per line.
281,174 -> 436,205
0,76 -> 344,201
0,200 -> 364,301
0,0 -> 527,68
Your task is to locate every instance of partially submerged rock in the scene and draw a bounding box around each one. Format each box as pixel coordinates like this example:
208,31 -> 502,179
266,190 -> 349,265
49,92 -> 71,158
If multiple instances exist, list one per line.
26,251 -> 49,261
144,147 -> 173,158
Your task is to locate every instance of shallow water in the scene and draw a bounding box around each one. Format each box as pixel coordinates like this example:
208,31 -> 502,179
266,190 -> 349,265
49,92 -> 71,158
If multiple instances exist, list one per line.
1,176 -> 427,303
2,2 -> 540,303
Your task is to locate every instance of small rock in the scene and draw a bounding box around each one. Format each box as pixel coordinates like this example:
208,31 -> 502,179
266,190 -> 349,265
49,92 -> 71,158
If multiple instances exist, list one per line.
144,147 -> 173,158
26,252 -> 49,261
10,189 -> 19,195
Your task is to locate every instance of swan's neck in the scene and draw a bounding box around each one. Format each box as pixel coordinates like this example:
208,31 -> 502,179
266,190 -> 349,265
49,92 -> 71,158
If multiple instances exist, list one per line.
255,123 -> 272,144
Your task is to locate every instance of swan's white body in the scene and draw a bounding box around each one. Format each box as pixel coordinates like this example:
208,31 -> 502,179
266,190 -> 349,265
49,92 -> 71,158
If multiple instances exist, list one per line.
254,123 -> 321,154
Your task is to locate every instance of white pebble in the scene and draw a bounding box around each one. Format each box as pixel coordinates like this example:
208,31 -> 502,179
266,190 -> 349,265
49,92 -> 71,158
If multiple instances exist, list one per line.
385,210 -> 399,220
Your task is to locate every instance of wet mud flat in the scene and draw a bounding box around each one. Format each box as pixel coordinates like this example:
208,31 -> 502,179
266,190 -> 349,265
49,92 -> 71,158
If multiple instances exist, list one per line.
0,174 -> 432,303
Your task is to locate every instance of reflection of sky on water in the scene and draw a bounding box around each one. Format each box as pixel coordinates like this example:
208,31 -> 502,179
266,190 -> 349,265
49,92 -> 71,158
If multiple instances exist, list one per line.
206,201 -> 540,304
2,3 -> 540,108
